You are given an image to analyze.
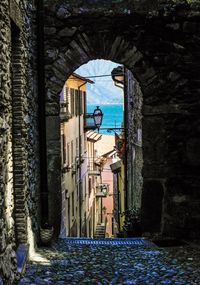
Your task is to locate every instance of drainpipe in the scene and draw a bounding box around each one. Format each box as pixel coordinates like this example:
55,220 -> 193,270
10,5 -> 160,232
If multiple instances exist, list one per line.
37,0 -> 49,226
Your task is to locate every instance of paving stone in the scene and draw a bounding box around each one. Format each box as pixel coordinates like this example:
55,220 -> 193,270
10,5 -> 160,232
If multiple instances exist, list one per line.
18,238 -> 200,284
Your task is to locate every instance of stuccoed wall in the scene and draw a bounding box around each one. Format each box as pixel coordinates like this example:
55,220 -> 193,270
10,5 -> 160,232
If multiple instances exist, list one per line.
0,1 -> 39,283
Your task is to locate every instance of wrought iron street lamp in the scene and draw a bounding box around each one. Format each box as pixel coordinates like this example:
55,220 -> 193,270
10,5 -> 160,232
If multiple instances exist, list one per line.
111,66 -> 124,88
93,106 -> 103,130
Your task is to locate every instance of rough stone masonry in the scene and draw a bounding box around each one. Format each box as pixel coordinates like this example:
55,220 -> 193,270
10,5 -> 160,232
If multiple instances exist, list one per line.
0,0 -> 200,283
43,0 -> 200,239
0,0 -> 39,283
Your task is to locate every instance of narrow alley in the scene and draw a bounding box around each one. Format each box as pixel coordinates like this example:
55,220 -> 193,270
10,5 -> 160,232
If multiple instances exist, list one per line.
18,239 -> 200,285
1,1 -> 200,284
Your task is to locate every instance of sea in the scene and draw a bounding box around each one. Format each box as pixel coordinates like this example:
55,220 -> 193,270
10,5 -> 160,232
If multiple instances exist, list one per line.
87,104 -> 123,135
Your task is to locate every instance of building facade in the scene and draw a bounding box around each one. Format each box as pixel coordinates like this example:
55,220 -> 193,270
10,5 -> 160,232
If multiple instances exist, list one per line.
59,74 -> 103,238
86,131 -> 102,237
60,74 -> 90,237
101,151 -> 115,237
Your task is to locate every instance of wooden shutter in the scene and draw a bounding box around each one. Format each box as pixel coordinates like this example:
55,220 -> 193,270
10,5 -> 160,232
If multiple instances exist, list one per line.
62,134 -> 66,164
70,88 -> 74,116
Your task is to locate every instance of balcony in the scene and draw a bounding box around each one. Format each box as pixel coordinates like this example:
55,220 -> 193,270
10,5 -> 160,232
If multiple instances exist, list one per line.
84,113 -> 97,130
88,170 -> 101,176
96,184 -> 108,197
88,159 -> 101,176
60,103 -> 71,122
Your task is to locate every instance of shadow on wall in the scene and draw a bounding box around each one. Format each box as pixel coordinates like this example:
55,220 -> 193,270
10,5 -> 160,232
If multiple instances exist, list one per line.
141,180 -> 164,233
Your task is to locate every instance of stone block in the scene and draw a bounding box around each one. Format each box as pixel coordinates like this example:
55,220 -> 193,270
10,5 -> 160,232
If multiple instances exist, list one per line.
46,103 -> 60,116
183,21 -> 197,33
58,27 -> 77,37
46,116 -> 60,140
142,188 -> 162,234
44,27 -> 57,35
56,5 -> 72,19
186,138 -> 200,166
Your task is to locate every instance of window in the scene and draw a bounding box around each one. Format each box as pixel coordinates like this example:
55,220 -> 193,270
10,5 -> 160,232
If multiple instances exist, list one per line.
83,91 -> 86,115
80,135 -> 82,156
80,90 -> 83,114
62,134 -> 66,164
70,88 -> 75,116
82,135 -> 85,155
65,87 -> 69,113
76,137 -> 79,157
89,178 -> 92,196
75,89 -> 79,116
67,143 -> 70,165
71,141 -> 74,164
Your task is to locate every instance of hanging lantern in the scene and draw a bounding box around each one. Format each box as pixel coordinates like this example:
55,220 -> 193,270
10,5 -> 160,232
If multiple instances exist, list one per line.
93,106 -> 103,129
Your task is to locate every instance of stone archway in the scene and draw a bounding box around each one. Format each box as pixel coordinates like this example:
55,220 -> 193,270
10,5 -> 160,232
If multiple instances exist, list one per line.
44,1 -> 200,238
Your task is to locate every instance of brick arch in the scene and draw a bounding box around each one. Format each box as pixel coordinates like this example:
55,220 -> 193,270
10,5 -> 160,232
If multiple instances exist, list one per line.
44,4 -> 200,238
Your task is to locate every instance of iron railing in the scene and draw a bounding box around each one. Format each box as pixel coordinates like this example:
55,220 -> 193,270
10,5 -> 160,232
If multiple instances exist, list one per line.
88,159 -> 101,176
60,102 -> 71,122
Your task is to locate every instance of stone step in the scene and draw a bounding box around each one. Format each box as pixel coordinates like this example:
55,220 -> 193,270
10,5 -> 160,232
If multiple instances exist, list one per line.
62,238 -> 152,245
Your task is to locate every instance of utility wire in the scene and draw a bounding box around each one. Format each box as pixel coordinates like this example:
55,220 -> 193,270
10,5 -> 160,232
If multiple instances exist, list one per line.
67,73 -> 123,79
84,74 -> 123,79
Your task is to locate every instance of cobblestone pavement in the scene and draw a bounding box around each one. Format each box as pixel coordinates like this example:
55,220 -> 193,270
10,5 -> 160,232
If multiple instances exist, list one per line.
18,238 -> 200,285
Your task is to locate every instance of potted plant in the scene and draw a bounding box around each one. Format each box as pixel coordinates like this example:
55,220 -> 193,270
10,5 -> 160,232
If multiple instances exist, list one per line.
122,207 -> 142,237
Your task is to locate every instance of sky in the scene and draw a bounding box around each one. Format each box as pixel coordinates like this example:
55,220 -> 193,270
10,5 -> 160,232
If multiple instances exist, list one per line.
75,59 -> 123,105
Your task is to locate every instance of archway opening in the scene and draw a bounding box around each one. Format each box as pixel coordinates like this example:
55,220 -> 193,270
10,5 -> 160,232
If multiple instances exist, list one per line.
57,59 -> 143,238
44,10 -> 186,239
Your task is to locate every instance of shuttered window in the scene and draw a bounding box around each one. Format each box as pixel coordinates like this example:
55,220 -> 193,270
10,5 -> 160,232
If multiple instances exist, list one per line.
75,89 -> 79,116
71,140 -> 74,164
62,134 -> 66,164
83,91 -> 86,115
65,87 -> 70,113
70,88 -> 75,116
80,90 -> 83,115
67,143 -> 70,165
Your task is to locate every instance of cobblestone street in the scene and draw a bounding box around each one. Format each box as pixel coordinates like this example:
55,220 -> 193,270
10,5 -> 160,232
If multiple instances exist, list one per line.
18,238 -> 200,285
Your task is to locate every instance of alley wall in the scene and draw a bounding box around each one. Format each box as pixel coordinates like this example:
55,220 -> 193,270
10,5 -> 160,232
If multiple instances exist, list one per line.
0,1 -> 39,283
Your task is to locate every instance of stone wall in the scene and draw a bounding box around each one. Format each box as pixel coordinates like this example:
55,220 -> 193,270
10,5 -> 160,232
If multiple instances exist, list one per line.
126,71 -> 143,210
44,1 -> 200,239
25,1 -> 41,246
0,1 -> 39,283
140,3 -> 200,237
0,1 -> 18,281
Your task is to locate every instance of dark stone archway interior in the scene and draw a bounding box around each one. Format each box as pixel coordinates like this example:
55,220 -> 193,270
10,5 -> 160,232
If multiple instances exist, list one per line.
43,1 -> 200,238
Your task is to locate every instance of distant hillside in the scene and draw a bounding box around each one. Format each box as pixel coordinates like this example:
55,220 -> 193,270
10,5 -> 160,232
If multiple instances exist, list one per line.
86,83 -> 123,104
75,59 -> 123,105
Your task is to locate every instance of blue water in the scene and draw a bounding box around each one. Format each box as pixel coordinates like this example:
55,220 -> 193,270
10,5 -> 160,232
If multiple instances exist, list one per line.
87,104 -> 123,135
